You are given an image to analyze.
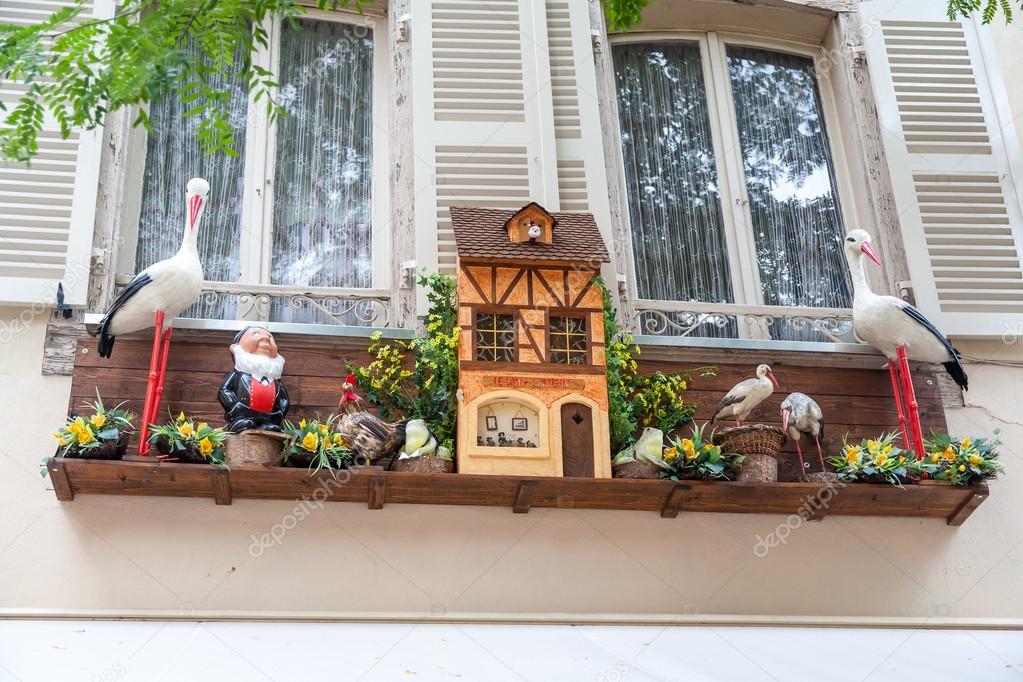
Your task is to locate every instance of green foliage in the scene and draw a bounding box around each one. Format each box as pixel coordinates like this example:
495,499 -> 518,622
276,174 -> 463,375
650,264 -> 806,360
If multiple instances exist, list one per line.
602,0 -> 652,31
350,271 -> 459,452
52,391 -> 134,457
827,432 -> 910,487
282,417 -> 354,474
632,371 -> 699,434
947,0 -> 1020,23
0,0 -> 366,161
149,411 -> 228,464
911,431 -> 1004,485
663,423 -> 743,481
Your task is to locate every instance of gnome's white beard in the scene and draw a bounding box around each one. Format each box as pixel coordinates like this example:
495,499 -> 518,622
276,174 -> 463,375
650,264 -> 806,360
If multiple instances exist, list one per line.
232,347 -> 285,381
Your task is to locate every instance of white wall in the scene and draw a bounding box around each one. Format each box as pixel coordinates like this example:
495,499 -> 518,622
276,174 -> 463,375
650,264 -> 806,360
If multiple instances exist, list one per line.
1,308 -> 1022,623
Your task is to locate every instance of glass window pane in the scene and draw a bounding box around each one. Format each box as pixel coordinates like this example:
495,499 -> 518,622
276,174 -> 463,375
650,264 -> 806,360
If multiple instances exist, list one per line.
726,46 -> 852,312
270,19 -> 375,323
612,41 -> 734,306
137,42 -> 247,319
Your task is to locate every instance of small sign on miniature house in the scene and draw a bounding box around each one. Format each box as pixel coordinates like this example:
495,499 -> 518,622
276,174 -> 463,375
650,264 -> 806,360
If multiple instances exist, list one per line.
449,202 -> 612,478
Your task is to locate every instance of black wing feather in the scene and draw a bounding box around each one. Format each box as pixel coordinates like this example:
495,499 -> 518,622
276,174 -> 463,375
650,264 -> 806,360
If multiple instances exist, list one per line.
94,273 -> 152,358
900,304 -> 968,391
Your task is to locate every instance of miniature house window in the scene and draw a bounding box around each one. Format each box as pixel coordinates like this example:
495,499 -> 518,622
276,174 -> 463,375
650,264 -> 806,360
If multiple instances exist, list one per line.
475,313 -> 516,362
476,399 -> 541,448
549,316 -> 588,365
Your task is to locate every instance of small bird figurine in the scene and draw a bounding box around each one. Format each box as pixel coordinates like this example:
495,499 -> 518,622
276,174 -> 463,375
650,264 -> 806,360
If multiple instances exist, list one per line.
399,419 -> 436,459
633,427 -> 670,469
712,364 -> 779,427
780,392 -> 825,474
94,177 -> 210,454
335,374 -> 405,463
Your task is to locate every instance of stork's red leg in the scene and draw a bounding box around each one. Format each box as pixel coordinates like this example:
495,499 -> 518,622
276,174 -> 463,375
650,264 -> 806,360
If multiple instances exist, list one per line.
151,325 -> 173,438
137,310 -> 165,455
888,361 -> 910,451
897,346 -> 926,460
795,439 -> 806,478
815,436 -> 826,471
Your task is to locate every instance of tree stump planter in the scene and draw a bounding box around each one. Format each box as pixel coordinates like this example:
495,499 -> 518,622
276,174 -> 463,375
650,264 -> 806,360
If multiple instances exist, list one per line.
392,456 -> 455,473
714,424 -> 786,483
224,430 -> 288,467
59,432 -> 130,461
802,471 -> 839,485
612,460 -> 663,479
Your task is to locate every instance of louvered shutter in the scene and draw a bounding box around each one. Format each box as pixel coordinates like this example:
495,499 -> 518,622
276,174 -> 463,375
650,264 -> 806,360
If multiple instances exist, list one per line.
0,0 -> 109,307
861,0 -> 1023,336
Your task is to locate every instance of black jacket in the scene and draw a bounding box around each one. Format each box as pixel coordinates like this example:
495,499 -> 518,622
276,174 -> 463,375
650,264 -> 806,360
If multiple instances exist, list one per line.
218,371 -> 290,433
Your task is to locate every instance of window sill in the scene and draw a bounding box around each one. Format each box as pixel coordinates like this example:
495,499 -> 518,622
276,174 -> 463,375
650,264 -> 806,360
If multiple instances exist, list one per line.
46,458 -> 988,526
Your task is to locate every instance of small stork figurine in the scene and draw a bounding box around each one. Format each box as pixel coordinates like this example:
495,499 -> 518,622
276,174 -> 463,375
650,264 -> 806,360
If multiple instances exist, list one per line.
780,392 -> 825,475
712,364 -> 779,427
95,178 -> 210,454
844,230 -> 968,459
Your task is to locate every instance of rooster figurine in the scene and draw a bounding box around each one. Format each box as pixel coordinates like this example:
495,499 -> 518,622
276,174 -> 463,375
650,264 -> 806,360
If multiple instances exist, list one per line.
335,374 -> 405,463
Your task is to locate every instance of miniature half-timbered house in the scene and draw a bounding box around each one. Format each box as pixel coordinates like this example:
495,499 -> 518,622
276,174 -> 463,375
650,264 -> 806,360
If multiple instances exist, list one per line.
450,203 -> 612,478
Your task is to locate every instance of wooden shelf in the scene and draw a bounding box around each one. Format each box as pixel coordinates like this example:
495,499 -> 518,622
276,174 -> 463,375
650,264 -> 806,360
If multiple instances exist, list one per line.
45,458 -> 988,526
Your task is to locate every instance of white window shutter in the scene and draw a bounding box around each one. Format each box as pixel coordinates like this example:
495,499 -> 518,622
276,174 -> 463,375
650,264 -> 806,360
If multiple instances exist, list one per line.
411,0 -> 559,278
861,0 -> 1023,336
0,0 -> 110,307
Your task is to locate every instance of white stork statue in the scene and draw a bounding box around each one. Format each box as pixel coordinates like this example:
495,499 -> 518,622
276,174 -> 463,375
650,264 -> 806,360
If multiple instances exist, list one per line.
712,364 -> 779,427
780,392 -> 825,474
95,178 -> 210,454
843,229 -> 968,459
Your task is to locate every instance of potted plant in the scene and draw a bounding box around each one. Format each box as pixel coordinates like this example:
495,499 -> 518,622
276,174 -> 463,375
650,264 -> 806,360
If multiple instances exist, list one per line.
663,423 -> 744,481
53,393 -> 134,460
827,433 -> 912,487
149,412 -> 228,465
282,417 -> 354,475
911,432 -> 1004,486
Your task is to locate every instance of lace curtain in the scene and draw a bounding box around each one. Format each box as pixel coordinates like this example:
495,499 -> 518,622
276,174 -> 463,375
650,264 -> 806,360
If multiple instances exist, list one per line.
136,44 -> 247,319
269,19 -> 374,324
726,46 -> 852,312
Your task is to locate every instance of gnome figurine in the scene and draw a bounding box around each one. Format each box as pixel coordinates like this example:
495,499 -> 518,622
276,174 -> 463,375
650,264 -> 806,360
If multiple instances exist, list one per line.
218,326 -> 290,432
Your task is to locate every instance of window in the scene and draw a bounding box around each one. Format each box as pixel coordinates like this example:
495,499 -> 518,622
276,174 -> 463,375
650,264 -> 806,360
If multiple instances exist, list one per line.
549,316 -> 588,365
613,36 -> 853,339
130,12 -> 386,324
475,313 -> 516,362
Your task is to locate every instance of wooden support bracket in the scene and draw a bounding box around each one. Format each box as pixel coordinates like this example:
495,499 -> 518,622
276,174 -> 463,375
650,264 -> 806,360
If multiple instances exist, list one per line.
211,468 -> 232,506
947,488 -> 988,526
48,458 -> 74,501
660,484 -> 689,518
513,481 -> 538,514
368,476 -> 387,510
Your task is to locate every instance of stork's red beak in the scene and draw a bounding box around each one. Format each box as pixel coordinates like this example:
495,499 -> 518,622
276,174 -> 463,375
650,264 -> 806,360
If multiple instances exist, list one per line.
782,407 -> 790,432
188,194 -> 204,228
768,371 -> 779,389
860,241 -> 881,266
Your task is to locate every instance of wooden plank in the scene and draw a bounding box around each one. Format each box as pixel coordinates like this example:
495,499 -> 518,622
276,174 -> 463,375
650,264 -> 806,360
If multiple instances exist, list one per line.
513,480 -> 538,513
47,457 -> 74,501
368,476 -> 386,510
48,459 -> 988,524
211,468 -> 232,506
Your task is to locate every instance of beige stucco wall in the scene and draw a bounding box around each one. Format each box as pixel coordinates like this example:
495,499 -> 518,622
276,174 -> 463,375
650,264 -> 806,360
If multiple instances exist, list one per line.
2,305 -> 1021,623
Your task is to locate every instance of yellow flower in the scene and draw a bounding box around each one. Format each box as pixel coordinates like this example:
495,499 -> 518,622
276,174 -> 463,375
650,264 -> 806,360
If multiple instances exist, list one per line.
874,452 -> 889,467
845,445 -> 862,465
866,439 -> 879,455
89,414 -> 106,429
883,444 -> 894,456
332,434 -> 344,446
898,455 -> 906,464
663,447 -> 678,461
968,454 -> 982,467
198,437 -> 213,457
76,428 -> 95,445
319,423 -> 330,434
681,438 -> 697,461
53,432 -> 69,447
177,421 -> 194,438
299,419 -> 307,429
929,452 -> 941,464
197,423 -> 209,432
301,432 -> 319,452
960,437 -> 972,451
958,464 -> 966,472
68,417 -> 86,436
702,443 -> 714,451
943,444 -> 956,462
177,411 -> 187,423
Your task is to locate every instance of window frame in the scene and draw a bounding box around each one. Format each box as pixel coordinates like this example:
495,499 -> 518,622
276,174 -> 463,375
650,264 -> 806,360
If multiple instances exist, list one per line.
116,8 -> 391,300
546,312 -> 590,366
472,309 -> 519,363
610,31 -> 862,312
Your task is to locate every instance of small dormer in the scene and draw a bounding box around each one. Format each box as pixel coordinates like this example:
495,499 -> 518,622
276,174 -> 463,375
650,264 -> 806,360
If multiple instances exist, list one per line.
504,202 -> 556,245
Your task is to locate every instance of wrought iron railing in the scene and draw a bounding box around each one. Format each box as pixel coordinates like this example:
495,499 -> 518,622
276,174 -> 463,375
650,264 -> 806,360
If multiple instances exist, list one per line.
631,299 -> 859,345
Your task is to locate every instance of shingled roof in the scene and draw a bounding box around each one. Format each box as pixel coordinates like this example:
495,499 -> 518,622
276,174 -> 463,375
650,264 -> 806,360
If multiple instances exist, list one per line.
449,206 -> 610,264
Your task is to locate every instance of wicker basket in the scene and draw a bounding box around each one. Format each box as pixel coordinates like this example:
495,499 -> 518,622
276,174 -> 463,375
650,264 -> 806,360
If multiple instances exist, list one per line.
714,424 -> 786,483
391,456 -> 455,473
612,460 -> 663,479
224,430 -> 289,467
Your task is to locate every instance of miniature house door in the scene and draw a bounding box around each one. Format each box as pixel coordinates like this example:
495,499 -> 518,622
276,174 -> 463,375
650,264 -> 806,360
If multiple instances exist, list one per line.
560,403 -> 594,477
